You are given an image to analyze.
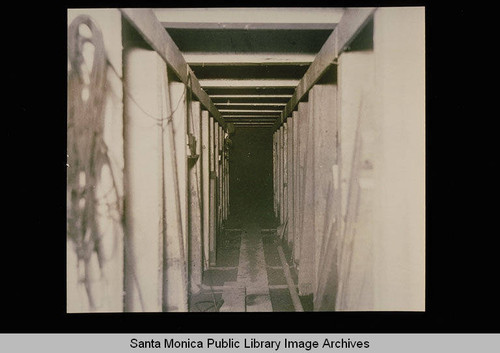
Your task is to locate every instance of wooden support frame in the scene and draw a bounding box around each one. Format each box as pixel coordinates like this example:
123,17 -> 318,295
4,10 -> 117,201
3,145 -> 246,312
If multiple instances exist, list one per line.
123,48 -> 166,312
119,8 -> 225,128
286,116 -> 294,247
292,111 -> 300,259
274,8 -> 376,130
201,110 -> 210,270
188,101 -> 203,295
308,82 -> 338,310
297,97 -> 315,296
209,117 -> 217,266
282,122 -> 288,231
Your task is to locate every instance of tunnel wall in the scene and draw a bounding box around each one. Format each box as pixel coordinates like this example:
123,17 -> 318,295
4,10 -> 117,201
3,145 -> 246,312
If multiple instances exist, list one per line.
273,7 -> 425,311
67,9 -> 230,312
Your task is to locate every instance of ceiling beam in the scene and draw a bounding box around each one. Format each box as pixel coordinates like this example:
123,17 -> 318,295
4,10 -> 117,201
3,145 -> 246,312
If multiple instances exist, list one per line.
161,22 -> 338,30
275,7 -> 376,130
199,79 -> 300,88
154,8 -> 344,27
219,109 -> 282,114
210,94 -> 292,99
185,53 -> 315,66
215,102 -> 286,106
222,115 -> 279,119
119,8 -> 225,128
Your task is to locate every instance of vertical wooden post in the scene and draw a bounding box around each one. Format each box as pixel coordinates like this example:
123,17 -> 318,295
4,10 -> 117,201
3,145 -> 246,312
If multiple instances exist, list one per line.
335,50 -> 375,311
278,126 -> 284,224
309,80 -> 338,310
218,125 -> 224,229
297,97 -> 315,296
162,80 -> 188,312
371,7 -> 425,311
286,116 -> 294,247
201,110 -> 210,270
294,102 -> 308,264
209,118 -> 217,266
214,122 -> 220,236
272,131 -> 277,218
188,101 -> 203,294
123,47 -> 165,312
282,122 -> 288,233
292,111 -> 300,258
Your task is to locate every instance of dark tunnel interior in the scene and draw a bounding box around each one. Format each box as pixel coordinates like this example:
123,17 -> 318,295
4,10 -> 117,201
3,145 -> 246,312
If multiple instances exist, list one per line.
228,127 -> 276,228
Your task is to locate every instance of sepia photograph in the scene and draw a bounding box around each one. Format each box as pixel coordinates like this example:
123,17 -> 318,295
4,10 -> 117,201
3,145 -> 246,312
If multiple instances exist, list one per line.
66,7 -> 425,314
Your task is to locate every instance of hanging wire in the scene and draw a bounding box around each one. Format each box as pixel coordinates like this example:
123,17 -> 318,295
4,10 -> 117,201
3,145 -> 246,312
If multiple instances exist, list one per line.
106,57 -> 186,125
67,14 -> 124,310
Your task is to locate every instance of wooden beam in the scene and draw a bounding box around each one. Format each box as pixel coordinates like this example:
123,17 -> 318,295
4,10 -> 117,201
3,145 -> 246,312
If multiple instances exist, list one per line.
161,22 -> 338,30
219,109 -> 283,114
154,8 -> 344,27
123,48 -> 165,312
199,79 -> 300,88
274,7 -> 376,130
119,8 -> 225,128
201,110 -> 210,271
185,53 -> 315,66
215,103 -> 286,107
188,101 -> 203,295
210,94 -> 292,99
222,115 -> 279,119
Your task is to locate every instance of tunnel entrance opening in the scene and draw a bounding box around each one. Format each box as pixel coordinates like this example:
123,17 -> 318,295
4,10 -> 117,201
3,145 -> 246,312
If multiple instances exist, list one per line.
226,127 -> 276,229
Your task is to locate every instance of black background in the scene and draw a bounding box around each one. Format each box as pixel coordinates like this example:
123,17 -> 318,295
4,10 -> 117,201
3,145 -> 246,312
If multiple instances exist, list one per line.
4,0 -> 499,334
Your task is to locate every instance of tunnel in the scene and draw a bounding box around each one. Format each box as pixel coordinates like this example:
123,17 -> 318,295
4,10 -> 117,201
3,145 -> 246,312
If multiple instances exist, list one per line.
66,7 -> 425,313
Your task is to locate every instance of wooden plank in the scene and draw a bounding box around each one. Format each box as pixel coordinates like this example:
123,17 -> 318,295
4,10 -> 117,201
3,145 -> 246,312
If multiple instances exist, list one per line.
218,125 -> 223,229
237,224 -> 272,312
219,282 -> 246,312
294,103 -> 308,264
154,8 -> 344,26
297,100 -> 315,295
216,103 -> 287,107
201,110 -> 210,271
119,8 -> 224,127
163,81 -> 189,312
225,119 -> 278,123
278,127 -> 283,224
161,22 -> 338,30
307,83 -> 338,309
286,116 -> 294,247
273,131 -> 277,217
223,115 -> 279,119
211,94 -> 293,99
218,125 -> 224,227
188,101 -> 203,295
277,244 -> 303,312
186,53 -> 315,66
292,111 -> 300,260
200,79 -> 300,88
213,121 -> 220,263
282,122 -> 288,231
209,117 -> 217,266
274,8 -> 376,129
123,48 -> 165,312
219,109 -> 282,114
370,7 -> 425,311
